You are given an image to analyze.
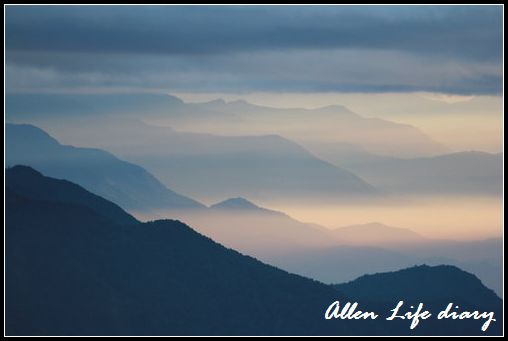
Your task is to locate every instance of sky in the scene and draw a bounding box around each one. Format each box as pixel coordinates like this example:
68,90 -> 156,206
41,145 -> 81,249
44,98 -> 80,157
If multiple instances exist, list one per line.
5,5 -> 503,95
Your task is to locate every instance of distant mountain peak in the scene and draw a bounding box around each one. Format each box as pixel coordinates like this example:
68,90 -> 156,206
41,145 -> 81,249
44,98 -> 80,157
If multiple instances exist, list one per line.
203,98 -> 227,106
7,123 -> 60,147
337,222 -> 418,231
334,221 -> 415,232
210,197 -> 263,210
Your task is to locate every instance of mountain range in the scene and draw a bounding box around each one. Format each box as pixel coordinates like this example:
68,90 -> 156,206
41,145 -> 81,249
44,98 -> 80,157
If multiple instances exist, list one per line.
4,123 -> 503,295
6,166 -> 349,335
345,151 -> 503,196
6,123 -> 205,212
5,166 -> 502,335
6,92 -> 446,158
6,93 -> 500,199
170,197 -> 335,256
6,121 -> 378,203
182,97 -> 447,159
167,197 -> 502,297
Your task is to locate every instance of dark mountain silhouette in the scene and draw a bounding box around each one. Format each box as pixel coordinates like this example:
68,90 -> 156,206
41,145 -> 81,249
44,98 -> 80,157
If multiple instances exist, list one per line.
6,123 -> 205,212
332,265 -> 502,335
6,165 -> 137,225
5,167 -> 354,336
5,168 -> 501,335
334,264 -> 501,307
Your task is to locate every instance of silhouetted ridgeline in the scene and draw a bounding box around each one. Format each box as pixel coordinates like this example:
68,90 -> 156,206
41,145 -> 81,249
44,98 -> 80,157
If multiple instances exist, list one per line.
6,166 -> 356,335
6,165 -> 138,225
5,167 -> 502,335
334,265 -> 501,306
333,265 -> 502,335
6,123 -> 205,212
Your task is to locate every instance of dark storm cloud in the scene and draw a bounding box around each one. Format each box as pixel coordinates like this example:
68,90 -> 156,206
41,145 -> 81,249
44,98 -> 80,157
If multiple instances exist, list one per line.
5,5 -> 503,95
6,5 -> 502,61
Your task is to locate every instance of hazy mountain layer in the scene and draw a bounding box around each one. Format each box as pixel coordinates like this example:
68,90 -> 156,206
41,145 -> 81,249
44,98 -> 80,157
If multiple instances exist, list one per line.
346,151 -> 503,196
7,93 -> 498,198
165,197 -> 502,297
17,118 -> 377,203
6,92 -> 446,158
6,123 -> 205,211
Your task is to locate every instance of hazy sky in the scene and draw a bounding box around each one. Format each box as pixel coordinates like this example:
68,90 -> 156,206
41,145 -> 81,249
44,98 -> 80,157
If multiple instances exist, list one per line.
6,5 -> 502,95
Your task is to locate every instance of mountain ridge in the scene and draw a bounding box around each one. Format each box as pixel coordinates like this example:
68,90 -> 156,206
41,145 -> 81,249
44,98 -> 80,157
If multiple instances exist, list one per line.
23,118 -> 379,203
6,123 -> 206,212
6,165 -> 138,225
5,167 -> 502,335
210,197 -> 285,215
334,264 -> 501,305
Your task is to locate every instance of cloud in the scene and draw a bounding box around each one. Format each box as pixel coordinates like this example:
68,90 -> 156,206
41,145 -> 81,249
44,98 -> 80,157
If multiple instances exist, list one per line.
5,5 -> 503,95
6,5 -> 503,61
420,93 -> 475,104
